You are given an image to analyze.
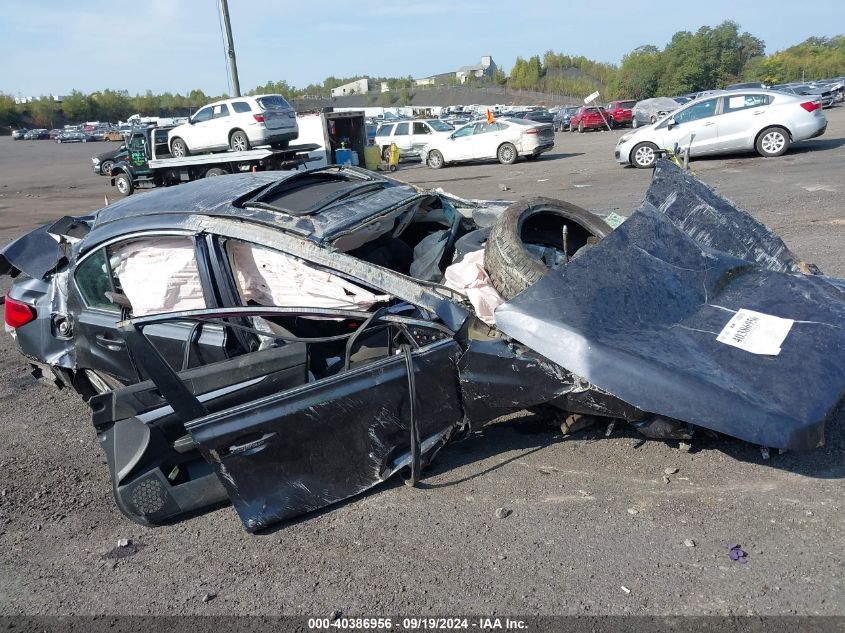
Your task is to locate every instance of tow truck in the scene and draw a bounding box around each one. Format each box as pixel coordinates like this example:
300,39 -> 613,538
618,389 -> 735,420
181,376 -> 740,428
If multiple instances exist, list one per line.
108,126 -> 319,196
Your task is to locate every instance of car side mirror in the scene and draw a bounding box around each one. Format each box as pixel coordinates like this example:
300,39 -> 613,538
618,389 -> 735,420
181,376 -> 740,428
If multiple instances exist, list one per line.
667,118 -> 677,129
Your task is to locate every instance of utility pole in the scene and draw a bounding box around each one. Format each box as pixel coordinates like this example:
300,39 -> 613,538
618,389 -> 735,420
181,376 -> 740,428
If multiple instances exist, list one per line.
219,0 -> 241,97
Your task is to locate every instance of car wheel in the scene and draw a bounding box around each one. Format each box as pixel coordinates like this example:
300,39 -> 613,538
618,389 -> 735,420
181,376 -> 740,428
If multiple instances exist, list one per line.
631,142 -> 659,169
632,118 -> 639,129
608,119 -> 615,130
230,130 -> 250,152
497,142 -> 517,165
426,149 -> 444,169
755,127 -> 790,158
569,123 -> 575,133
100,160 -> 114,175
114,173 -> 134,196
171,137 -> 189,157
578,122 -> 584,133
205,167 -> 228,177
484,197 -> 613,300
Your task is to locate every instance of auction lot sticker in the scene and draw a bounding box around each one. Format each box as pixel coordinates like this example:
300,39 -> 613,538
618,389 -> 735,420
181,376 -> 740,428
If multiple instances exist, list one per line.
716,308 -> 794,355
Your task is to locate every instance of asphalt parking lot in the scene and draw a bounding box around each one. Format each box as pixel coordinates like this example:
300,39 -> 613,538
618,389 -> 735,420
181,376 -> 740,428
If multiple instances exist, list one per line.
1,109 -> 844,617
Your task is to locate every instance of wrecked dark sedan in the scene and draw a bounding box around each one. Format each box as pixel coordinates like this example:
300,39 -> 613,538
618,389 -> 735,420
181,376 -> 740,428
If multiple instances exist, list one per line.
2,162 -> 845,532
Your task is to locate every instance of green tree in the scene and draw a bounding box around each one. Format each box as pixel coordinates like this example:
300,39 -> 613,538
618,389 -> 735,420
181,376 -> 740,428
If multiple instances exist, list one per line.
0,93 -> 22,128
29,96 -> 59,127
60,90 -> 91,122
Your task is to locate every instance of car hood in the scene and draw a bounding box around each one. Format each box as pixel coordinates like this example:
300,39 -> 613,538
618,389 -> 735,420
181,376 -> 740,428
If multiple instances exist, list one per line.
494,160 -> 845,450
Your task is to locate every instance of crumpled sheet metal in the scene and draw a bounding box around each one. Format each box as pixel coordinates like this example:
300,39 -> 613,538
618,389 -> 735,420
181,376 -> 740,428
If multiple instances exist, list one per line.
495,160 -> 845,450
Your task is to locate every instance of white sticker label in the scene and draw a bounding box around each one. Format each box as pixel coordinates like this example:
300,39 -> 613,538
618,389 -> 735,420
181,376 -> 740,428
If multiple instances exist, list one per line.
728,96 -> 745,109
716,309 -> 794,356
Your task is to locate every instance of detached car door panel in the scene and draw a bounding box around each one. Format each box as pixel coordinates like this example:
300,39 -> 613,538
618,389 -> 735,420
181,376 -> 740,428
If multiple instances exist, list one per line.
117,307 -> 465,531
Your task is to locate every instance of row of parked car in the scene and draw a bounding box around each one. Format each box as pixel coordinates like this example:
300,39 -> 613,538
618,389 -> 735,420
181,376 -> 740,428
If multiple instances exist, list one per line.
12,125 -> 129,143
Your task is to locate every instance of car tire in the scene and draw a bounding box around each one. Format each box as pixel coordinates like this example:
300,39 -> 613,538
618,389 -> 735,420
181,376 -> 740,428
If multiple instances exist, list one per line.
755,126 -> 790,158
569,123 -> 575,133
497,142 -> 517,165
427,149 -> 444,169
114,173 -> 134,196
205,167 -> 228,177
632,118 -> 639,129
631,142 -> 659,169
100,160 -> 114,175
578,122 -> 584,133
230,130 -> 250,152
484,197 -> 613,300
608,119 -> 615,130
171,137 -> 189,157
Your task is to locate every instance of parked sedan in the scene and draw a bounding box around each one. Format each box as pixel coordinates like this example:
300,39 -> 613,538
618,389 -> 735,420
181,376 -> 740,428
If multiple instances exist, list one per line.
91,143 -> 128,175
569,106 -> 610,132
12,128 -> 28,140
615,90 -> 827,168
4,163 -> 845,532
553,107 -> 578,132
422,118 -> 554,168
56,131 -> 92,143
23,129 -> 50,140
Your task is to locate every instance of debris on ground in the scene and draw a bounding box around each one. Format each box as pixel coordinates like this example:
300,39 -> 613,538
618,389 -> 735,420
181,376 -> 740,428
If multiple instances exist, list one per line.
684,539 -> 696,548
621,586 -> 631,594
664,467 -> 679,475
498,184 -> 510,191
722,542 -> 748,563
662,476 -> 671,484
494,507 -> 512,519
559,413 -> 597,436
117,538 -> 131,548
331,610 -> 342,621
202,591 -> 217,603
627,508 -> 639,515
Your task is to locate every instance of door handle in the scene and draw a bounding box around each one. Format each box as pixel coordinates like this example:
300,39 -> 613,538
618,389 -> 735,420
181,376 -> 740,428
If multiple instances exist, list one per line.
95,334 -> 126,350
752,110 -> 764,115
226,432 -> 277,457
703,121 -> 715,126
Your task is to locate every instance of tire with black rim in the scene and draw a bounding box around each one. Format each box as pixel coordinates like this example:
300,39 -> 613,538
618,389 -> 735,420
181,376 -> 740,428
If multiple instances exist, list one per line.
755,126 -> 790,157
204,167 -> 228,177
100,159 -> 114,175
230,130 -> 250,152
426,149 -> 444,169
497,142 -> 517,165
484,197 -> 613,300
170,137 -> 189,157
114,173 -> 134,196
631,142 -> 658,169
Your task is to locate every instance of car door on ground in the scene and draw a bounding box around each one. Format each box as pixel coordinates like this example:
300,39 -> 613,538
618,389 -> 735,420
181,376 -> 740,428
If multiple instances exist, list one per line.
716,93 -> 771,150
658,98 -> 720,155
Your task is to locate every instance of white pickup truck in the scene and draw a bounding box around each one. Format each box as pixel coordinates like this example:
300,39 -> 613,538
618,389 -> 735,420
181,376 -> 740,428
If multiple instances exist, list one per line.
374,119 -> 456,159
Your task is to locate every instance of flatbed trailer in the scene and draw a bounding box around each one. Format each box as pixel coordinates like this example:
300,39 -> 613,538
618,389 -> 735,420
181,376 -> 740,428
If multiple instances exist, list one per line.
108,126 -> 319,196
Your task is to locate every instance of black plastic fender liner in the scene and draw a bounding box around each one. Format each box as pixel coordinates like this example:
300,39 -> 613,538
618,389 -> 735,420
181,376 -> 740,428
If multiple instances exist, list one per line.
0,224 -> 61,278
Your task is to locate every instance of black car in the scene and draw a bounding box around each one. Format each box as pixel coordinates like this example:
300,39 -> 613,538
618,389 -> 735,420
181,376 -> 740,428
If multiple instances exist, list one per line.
91,143 -> 128,175
4,163 -> 845,532
519,110 -> 554,125
56,131 -> 92,143
23,129 -> 50,140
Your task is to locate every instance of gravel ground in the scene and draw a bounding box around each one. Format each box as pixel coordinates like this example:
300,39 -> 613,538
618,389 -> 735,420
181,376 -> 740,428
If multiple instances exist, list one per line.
1,110 -> 844,617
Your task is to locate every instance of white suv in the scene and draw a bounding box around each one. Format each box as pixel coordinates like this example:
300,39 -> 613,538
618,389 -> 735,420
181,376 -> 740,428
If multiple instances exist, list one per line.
168,94 -> 298,157
374,119 -> 455,158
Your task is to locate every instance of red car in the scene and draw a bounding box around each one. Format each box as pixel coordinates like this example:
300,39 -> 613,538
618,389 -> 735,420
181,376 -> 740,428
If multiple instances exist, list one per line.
604,100 -> 637,127
569,106 -> 610,132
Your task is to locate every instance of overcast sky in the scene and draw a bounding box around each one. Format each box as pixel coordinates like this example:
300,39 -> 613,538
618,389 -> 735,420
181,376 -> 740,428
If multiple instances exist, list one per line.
3,0 -> 844,97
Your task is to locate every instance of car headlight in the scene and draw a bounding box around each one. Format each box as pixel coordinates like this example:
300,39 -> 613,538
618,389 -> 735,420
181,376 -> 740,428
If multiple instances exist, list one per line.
618,133 -> 634,144
92,158 -> 100,165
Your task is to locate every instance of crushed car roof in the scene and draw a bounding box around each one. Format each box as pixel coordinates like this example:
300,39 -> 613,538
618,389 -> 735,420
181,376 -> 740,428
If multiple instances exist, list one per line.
90,167 -> 428,245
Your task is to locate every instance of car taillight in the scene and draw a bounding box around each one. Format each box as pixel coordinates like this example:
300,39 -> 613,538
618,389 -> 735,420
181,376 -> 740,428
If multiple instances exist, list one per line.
800,101 -> 821,112
4,297 -> 36,329
525,128 -> 539,135
253,114 -> 265,122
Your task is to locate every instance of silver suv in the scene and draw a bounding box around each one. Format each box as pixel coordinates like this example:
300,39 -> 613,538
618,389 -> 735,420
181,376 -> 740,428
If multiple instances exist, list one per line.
168,94 -> 298,156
